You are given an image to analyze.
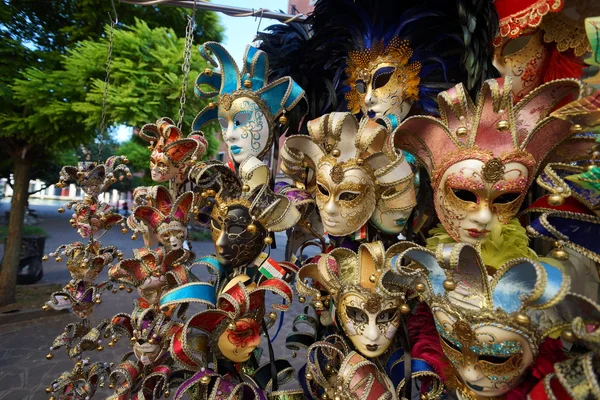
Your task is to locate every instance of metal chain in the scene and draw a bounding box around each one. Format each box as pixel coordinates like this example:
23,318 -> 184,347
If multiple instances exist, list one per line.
177,0 -> 197,130
97,18 -> 116,163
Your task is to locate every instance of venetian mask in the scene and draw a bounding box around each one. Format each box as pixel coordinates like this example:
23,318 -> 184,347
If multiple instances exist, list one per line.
338,291 -> 401,358
210,205 -> 266,267
217,317 -> 261,363
218,96 -> 272,164
370,183 -> 416,235
434,309 -> 532,396
315,159 -> 376,236
149,151 -> 179,182
137,276 -> 166,305
71,302 -> 95,319
133,341 -> 165,366
435,158 -> 530,245
156,220 -> 187,251
493,31 -> 550,102
345,38 -> 421,121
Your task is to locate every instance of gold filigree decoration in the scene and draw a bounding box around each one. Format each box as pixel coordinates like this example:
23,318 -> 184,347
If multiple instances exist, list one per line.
453,320 -> 476,346
481,158 -> 505,183
220,94 -> 233,111
541,12 -> 592,57
364,294 -> 380,315
330,164 -> 344,184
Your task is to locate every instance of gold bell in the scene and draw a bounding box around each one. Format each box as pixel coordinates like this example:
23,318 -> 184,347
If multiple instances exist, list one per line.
110,177 -> 117,184
131,233 -> 138,240
109,383 -> 115,389
298,296 -> 306,303
305,372 -> 313,380
570,124 -> 582,133
204,68 -> 213,76
200,375 -> 211,385
45,387 -> 53,393
42,255 -> 49,262
264,236 -> 273,245
97,345 -> 104,352
57,207 -> 65,214
119,284 -> 126,290
46,352 -> 54,360
126,172 -> 132,178
99,382 -> 105,388
247,223 -> 257,233
208,102 -> 216,109
242,184 -> 250,192
269,312 -> 277,320
108,341 -> 115,347
42,304 -> 50,311
228,322 -> 237,331
332,149 -> 341,157
455,126 -> 468,137
164,390 -> 170,398
515,313 -> 531,326
547,194 -> 564,206
443,279 -> 456,291
279,114 -> 288,125
121,228 -> 127,234
356,158 -> 364,166
95,298 -> 102,304
561,329 -> 576,343
244,79 -> 252,88
415,282 -> 426,292
314,301 -> 323,310
496,120 -> 510,131
126,288 -> 133,293
368,274 -> 376,283
552,247 -> 569,261
400,304 -> 411,314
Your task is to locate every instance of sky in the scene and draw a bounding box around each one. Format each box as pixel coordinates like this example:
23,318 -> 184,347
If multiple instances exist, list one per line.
114,0 -> 288,143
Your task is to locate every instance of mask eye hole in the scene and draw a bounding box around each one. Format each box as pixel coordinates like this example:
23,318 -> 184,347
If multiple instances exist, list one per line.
355,80 -> 366,94
317,183 -> 330,197
373,66 -> 395,89
218,116 -> 228,129
339,192 -> 359,201
452,189 -> 478,203
479,354 -> 510,364
346,306 -> 368,323
233,110 -> 251,127
228,225 -> 245,235
492,192 -> 521,204
376,308 -> 397,323
441,336 -> 461,352
210,218 -> 221,231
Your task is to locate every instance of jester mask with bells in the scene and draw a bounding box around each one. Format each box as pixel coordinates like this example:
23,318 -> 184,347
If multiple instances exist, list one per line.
391,243 -> 570,399
139,117 -> 207,185
193,42 -> 306,164
108,247 -> 192,306
170,274 -> 292,364
133,189 -> 194,252
281,112 -> 415,237
392,77 -> 582,246
56,156 -> 131,198
297,242 -> 412,359
49,241 -> 118,283
189,156 -> 300,268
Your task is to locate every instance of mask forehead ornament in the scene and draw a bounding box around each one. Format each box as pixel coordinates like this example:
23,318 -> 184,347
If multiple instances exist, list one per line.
392,77 -> 582,245
392,243 -> 570,397
282,112 -> 415,236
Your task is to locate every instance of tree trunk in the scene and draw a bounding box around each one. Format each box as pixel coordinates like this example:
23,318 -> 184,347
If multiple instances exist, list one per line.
0,155 -> 32,306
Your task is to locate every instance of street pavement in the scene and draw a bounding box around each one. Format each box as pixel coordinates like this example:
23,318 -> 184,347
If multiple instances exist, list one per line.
0,201 -> 312,399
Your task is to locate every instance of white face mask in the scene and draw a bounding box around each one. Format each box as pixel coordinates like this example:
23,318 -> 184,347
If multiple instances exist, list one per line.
137,276 -> 166,305
149,152 -> 179,182
218,97 -> 271,164
435,159 -> 529,245
133,342 -> 164,366
357,64 -> 413,121
157,221 -> 187,251
370,207 -> 412,235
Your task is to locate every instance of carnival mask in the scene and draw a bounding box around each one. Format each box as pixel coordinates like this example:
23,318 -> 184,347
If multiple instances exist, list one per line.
217,317 -> 261,363
218,96 -> 272,164
133,341 -> 165,366
156,220 -> 187,251
434,309 -> 533,397
149,151 -> 180,182
339,291 -> 401,358
345,38 -> 420,121
71,302 -> 95,319
210,205 -> 266,267
137,276 -> 166,305
316,159 -> 376,236
493,31 -> 550,102
436,158 -> 530,245
370,183 -> 416,235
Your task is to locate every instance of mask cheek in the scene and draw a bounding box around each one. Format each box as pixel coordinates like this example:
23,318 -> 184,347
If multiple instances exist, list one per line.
491,197 -> 523,225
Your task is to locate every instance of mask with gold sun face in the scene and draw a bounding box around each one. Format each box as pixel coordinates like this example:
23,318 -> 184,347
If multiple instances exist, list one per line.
392,242 -> 570,398
393,77 -> 581,245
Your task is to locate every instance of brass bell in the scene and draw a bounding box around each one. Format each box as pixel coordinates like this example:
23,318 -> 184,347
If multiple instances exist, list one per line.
164,390 -> 170,398
108,341 -> 115,347
119,284 -> 126,290
552,247 -> 569,261
298,296 -> 306,303
515,313 -> 530,326
279,114 -> 288,125
126,172 -> 132,178
455,126 -> 468,137
356,158 -> 364,166
269,312 -> 277,320
561,329 -> 576,343
415,282 -> 426,292
42,304 -> 50,311
496,120 -> 510,131
121,228 -> 127,234
208,102 -> 216,109
42,255 -> 49,262
228,322 -> 237,331
547,194 -> 564,206
244,79 -> 252,88
443,279 -> 456,291
570,124 -> 582,133
264,235 -> 273,245
45,387 -> 53,393
126,288 -> 133,293
247,223 -> 257,233
368,274 -> 376,283
400,304 -> 411,314
97,345 -> 104,352
131,233 -> 138,240
314,301 -> 324,310
332,149 -> 341,157
57,207 -> 65,214
109,383 -> 115,389
204,68 -> 213,76
46,352 -> 54,360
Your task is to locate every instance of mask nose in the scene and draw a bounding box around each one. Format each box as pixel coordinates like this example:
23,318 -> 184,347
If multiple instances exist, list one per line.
471,202 -> 492,226
365,86 -> 374,105
363,320 -> 380,342
324,196 -> 337,216
216,230 -> 228,248
223,121 -> 235,142
169,236 -> 180,247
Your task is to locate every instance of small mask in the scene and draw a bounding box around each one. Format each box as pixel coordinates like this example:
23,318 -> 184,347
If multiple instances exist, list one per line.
149,151 -> 180,183
338,292 -> 401,358
137,276 -> 166,305
133,341 -> 165,366
210,206 -> 266,267
434,310 -> 532,397
217,318 -> 261,363
156,220 -> 187,251
218,96 -> 272,164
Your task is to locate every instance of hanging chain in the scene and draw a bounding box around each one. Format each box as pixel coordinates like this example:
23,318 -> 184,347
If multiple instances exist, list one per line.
177,0 -> 197,130
97,17 -> 116,163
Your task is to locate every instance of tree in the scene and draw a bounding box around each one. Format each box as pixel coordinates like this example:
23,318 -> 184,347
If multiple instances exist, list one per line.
0,1 -> 223,306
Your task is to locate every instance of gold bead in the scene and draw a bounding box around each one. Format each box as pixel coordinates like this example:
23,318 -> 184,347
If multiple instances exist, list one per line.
97,345 -> 104,351
356,158 -> 364,166
126,288 -> 133,293
109,383 -> 115,389
228,322 -> 237,331
279,114 -> 288,125
548,194 -> 565,206
570,124 -> 582,133
165,390 -> 170,398
314,301 -> 323,310
200,375 -> 211,385
496,120 -> 510,131
204,68 -> 213,76
207,189 -> 216,197
325,364 -> 332,372
121,228 -> 127,234
46,352 -> 54,360
264,236 -> 273,245
42,255 -> 49,261
208,102 -> 216,109
332,149 -> 341,157
42,304 -> 50,311
455,126 -> 468,137
244,79 -> 252,88
269,312 -> 277,320
400,304 -> 411,314
247,223 -> 257,233
299,296 -> 306,303
306,222 -> 312,229
242,184 -> 250,192
552,248 -> 569,261
57,207 -> 65,213
369,274 -> 376,283
415,282 -> 426,292
131,233 -> 138,240
443,279 -> 456,291
515,313 -> 531,326
561,329 -> 576,343
305,372 -> 313,380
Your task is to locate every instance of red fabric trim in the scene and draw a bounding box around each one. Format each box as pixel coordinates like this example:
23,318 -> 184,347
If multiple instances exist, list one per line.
494,0 -> 564,44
